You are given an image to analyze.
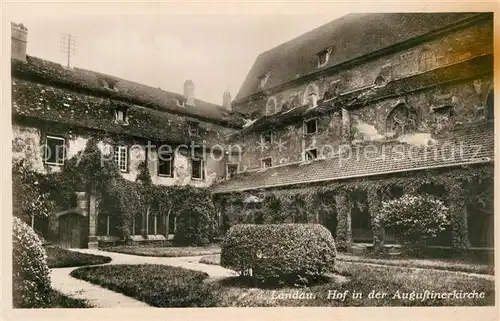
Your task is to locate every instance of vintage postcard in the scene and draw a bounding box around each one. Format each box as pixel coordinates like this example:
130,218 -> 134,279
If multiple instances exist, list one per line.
2,1 -> 498,320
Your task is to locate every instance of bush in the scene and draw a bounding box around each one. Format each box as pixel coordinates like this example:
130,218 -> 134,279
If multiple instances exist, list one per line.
12,217 -> 52,308
174,195 -> 218,246
221,224 -> 336,286
71,264 -> 218,307
375,194 -> 450,248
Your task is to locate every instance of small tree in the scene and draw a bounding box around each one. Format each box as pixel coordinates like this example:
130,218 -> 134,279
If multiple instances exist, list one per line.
174,189 -> 218,246
375,194 -> 450,249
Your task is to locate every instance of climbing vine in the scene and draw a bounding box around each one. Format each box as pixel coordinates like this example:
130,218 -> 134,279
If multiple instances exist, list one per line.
13,137 -> 217,243
214,164 -> 493,251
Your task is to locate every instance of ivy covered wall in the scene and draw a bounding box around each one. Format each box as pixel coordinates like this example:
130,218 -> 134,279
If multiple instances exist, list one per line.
214,164 -> 493,251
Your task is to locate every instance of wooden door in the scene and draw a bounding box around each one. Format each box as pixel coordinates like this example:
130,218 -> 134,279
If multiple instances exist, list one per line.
59,213 -> 83,248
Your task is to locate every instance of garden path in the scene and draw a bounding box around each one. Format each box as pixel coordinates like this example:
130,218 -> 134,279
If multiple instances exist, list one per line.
50,249 -> 237,308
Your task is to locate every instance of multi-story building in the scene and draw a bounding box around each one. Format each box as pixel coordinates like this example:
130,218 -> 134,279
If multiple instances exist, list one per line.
11,12 -> 494,251
10,22 -> 244,247
213,12 -> 494,251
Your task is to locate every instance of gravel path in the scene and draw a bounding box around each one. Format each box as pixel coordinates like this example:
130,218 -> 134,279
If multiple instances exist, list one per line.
50,248 -> 237,308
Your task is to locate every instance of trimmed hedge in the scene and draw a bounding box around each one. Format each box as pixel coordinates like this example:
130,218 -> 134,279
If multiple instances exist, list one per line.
13,217 -> 52,308
221,224 -> 336,286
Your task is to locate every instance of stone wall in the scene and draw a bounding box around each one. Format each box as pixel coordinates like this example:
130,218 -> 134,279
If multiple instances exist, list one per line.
12,123 -> 229,187
231,20 -> 493,171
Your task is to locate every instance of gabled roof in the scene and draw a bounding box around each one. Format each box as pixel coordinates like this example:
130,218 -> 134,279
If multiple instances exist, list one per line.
12,56 -> 245,128
234,12 -> 486,102
212,122 -> 494,193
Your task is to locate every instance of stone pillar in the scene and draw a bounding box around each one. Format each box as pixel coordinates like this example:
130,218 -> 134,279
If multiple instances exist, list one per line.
448,183 -> 469,251
335,191 -> 352,251
88,193 -> 98,249
367,188 -> 385,253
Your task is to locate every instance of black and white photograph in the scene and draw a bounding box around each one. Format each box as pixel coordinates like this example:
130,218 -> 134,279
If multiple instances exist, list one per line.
2,1 -> 497,317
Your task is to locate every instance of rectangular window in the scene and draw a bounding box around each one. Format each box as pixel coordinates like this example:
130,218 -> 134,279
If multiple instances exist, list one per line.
43,135 -> 66,166
304,148 -> 318,161
317,47 -> 332,67
188,122 -> 200,136
261,157 -> 272,168
304,118 -> 318,135
226,164 -> 239,179
114,146 -> 128,172
158,149 -> 173,177
261,131 -> 272,145
191,158 -> 204,180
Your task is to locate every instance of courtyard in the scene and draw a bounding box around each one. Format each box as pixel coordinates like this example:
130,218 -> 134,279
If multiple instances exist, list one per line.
45,245 -> 494,308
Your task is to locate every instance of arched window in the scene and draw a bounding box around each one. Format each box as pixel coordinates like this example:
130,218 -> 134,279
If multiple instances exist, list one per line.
303,84 -> 319,105
419,50 -> 435,72
486,90 -> 494,120
386,103 -> 418,135
266,96 -> 277,115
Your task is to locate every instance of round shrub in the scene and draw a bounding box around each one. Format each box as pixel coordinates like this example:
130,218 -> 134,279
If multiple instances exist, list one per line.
221,224 -> 336,286
375,194 -> 450,248
174,196 -> 218,246
13,217 -> 52,308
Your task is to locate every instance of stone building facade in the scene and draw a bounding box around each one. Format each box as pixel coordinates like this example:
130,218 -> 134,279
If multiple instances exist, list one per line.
213,13 -> 494,251
11,13 -> 494,251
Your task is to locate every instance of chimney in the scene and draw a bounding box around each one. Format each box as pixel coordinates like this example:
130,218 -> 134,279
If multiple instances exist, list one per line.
184,80 -> 195,106
11,22 -> 28,62
223,90 -> 232,111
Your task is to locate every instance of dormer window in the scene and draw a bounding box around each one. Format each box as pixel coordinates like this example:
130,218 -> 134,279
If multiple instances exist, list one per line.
114,106 -> 128,124
188,122 -> 200,136
175,98 -> 186,108
258,71 -> 272,90
317,47 -> 332,68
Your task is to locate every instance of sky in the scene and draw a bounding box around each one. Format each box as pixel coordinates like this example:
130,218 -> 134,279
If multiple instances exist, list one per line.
9,13 -> 344,105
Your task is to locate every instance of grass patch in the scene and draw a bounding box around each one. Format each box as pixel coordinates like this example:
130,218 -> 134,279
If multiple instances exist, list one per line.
200,253 -> 494,276
45,289 -> 93,308
45,246 -> 111,268
199,254 -> 220,265
70,262 -> 493,307
103,245 -> 220,257
337,253 -> 494,275
216,261 -> 494,307
70,264 -> 218,307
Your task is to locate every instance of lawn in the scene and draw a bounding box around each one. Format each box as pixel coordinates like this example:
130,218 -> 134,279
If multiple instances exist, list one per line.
70,264 -> 217,307
70,262 -> 494,307
103,245 -> 221,257
336,253 -> 494,275
43,289 -> 93,308
199,253 -> 494,275
45,246 -> 112,268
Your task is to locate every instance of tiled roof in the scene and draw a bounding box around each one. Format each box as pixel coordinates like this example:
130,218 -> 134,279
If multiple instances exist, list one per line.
12,56 -> 245,128
212,122 -> 494,193
12,79 -> 226,146
234,12 -> 486,102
